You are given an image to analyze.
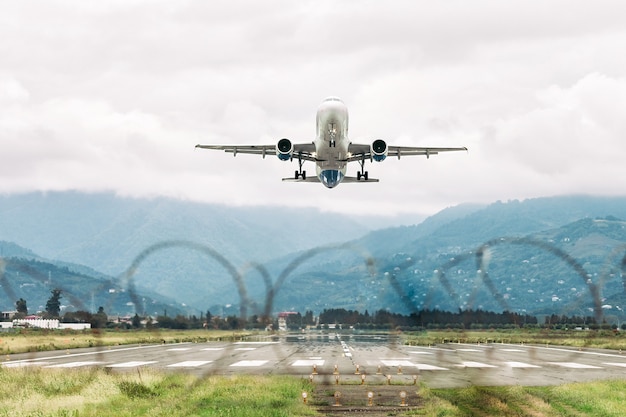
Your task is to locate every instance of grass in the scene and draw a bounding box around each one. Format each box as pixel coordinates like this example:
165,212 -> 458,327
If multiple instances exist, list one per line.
404,328 -> 626,351
0,329 -> 254,355
0,368 -> 317,417
1,366 -> 625,416
422,380 -> 626,417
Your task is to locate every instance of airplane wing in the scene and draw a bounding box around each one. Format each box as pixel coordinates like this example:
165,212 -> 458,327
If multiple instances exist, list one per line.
346,143 -> 468,161
195,143 -> 317,161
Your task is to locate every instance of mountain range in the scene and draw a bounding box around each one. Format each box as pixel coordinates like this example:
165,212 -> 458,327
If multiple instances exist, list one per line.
1,192 -> 626,321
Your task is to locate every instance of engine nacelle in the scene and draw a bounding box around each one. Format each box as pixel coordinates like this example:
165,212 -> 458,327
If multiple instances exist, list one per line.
276,138 -> 293,161
371,139 -> 388,162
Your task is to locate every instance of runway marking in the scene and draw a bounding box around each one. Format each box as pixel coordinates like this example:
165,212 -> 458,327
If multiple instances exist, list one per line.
45,361 -> 103,368
230,360 -> 268,367
167,348 -> 192,352
292,359 -> 325,367
2,361 -> 51,368
415,364 -> 449,371
548,362 -> 601,369
381,360 -> 414,367
235,348 -> 257,351
500,349 -> 525,352
202,348 -> 224,351
107,361 -> 157,368
234,342 -> 279,345
505,361 -> 540,368
456,349 -> 483,352
604,363 -> 626,368
409,351 -> 434,355
167,361 -> 212,368
458,361 -> 497,368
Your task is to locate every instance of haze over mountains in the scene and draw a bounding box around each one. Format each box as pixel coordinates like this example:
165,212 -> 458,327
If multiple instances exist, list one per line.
1,192 -> 626,321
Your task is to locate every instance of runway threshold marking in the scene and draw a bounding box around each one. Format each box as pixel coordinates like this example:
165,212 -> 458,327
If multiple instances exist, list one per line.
505,361 -> 540,368
107,361 -> 157,368
45,361 -> 104,368
603,362 -> 626,368
548,362 -> 602,369
230,360 -> 268,367
458,361 -> 497,368
167,361 -> 212,368
2,361 -> 51,368
292,359 -> 325,367
415,364 -> 449,371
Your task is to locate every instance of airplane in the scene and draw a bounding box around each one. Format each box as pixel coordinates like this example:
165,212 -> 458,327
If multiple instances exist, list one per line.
195,96 -> 467,188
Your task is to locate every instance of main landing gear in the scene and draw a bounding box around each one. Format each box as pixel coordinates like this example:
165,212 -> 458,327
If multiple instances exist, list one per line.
356,157 -> 369,181
294,154 -> 306,180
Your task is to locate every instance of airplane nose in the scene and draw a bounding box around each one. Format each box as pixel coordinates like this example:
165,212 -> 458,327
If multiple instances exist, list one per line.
320,170 -> 343,188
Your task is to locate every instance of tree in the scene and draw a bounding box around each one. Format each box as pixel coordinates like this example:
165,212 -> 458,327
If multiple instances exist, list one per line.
45,289 -> 62,318
15,298 -> 28,315
132,314 -> 142,328
91,306 -> 108,328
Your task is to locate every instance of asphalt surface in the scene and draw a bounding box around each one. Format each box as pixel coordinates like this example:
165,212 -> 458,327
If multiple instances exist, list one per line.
3,333 -> 626,388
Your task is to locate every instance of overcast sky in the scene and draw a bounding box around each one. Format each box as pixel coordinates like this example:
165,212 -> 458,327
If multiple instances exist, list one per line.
1,1 -> 626,218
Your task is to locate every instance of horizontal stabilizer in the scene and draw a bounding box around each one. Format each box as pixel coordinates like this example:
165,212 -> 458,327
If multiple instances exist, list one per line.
282,176 -> 379,183
282,177 -> 320,183
342,176 -> 379,183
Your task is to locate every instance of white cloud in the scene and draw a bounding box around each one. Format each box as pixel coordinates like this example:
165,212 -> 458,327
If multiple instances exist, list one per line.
1,1 -> 626,216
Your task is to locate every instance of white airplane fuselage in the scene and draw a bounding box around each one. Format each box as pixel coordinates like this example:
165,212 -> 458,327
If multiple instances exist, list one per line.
314,97 -> 350,188
195,96 -> 467,187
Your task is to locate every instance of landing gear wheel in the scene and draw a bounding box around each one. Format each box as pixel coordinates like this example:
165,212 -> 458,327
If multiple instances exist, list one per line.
302,171 -> 306,180
357,157 -> 369,181
294,170 -> 299,179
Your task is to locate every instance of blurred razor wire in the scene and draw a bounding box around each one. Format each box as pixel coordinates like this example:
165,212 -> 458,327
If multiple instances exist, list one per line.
1,235 -> 626,382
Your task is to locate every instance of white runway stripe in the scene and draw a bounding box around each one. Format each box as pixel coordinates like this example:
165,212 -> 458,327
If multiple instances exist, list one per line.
167,348 -> 192,352
548,362 -> 601,369
230,360 -> 268,367
167,361 -> 212,368
381,360 -> 414,367
292,359 -> 325,367
415,363 -> 448,371
107,361 -> 157,368
604,362 -> 626,368
458,361 -> 497,368
505,361 -> 540,368
2,361 -> 50,368
46,361 -> 103,368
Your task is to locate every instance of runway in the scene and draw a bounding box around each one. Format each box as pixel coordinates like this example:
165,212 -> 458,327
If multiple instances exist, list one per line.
3,333 -> 626,388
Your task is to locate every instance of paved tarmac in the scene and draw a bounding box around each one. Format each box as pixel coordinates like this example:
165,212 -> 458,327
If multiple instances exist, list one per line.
3,332 -> 626,388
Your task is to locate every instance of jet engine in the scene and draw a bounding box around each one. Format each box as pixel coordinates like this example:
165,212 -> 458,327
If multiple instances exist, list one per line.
371,139 -> 388,162
276,138 -> 293,161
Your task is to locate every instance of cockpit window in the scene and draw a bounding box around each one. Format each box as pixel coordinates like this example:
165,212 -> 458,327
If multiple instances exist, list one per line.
323,96 -> 343,103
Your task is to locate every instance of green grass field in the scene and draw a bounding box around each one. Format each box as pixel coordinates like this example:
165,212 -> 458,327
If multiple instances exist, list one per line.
0,368 -> 317,417
1,367 -> 625,416
0,329 -> 252,355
